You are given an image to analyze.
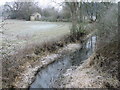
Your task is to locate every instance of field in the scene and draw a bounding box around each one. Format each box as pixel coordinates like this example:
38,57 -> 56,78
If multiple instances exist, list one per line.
1,19 -> 72,88
1,20 -> 71,55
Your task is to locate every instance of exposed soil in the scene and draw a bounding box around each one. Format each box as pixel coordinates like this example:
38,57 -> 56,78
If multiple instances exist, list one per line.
13,43 -> 81,88
55,42 -> 120,88
1,20 -> 95,88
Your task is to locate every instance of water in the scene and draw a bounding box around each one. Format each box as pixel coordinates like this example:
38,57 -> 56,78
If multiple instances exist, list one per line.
71,36 -> 96,66
30,35 -> 97,88
30,56 -> 71,88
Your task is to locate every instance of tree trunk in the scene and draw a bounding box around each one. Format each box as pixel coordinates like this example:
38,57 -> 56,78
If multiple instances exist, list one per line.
118,2 -> 120,81
71,2 -> 78,35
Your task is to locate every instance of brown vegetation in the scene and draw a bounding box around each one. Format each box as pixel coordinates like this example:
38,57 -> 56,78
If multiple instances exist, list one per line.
58,42 -> 120,88
2,32 -> 85,88
87,42 -> 120,88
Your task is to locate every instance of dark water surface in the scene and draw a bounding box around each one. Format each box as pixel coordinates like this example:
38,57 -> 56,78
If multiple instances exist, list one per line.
30,35 -> 97,88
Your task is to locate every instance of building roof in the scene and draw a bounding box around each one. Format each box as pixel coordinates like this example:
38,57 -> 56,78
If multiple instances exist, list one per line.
31,12 -> 41,16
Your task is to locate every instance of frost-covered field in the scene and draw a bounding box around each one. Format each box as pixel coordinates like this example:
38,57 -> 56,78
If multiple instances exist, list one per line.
1,19 -> 71,55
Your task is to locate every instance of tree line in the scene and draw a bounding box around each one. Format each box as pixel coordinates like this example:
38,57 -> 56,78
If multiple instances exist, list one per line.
3,1 -> 71,21
3,1 -> 118,38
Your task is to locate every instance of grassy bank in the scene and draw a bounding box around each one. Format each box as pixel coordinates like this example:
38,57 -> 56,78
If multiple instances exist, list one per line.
88,42 -> 120,88
2,20 -> 94,88
59,41 -> 120,88
2,31 -> 85,88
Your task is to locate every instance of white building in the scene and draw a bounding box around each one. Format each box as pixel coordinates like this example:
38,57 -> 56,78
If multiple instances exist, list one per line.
30,12 -> 41,21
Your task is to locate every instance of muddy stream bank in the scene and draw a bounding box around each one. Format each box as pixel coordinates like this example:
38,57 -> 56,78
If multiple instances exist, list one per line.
29,35 -> 97,88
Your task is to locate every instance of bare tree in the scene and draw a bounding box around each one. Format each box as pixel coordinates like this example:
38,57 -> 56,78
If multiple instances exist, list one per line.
4,1 -> 39,20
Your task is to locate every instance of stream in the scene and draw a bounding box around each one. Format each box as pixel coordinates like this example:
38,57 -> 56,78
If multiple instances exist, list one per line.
30,35 -> 97,88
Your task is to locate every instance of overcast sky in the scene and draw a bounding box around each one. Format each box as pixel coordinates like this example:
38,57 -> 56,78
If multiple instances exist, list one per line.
0,0 -> 63,6
0,0 -> 120,6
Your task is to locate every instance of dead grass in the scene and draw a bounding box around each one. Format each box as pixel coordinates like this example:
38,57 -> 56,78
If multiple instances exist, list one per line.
84,41 -> 120,88
34,32 -> 85,55
2,32 -> 85,88
56,41 -> 120,88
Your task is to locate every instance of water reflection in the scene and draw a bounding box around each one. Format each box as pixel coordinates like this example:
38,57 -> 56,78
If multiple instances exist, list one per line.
72,36 -> 96,65
30,56 -> 71,88
30,35 -> 97,88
